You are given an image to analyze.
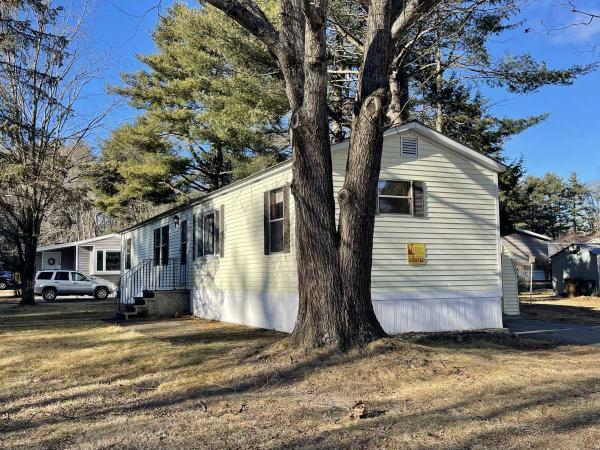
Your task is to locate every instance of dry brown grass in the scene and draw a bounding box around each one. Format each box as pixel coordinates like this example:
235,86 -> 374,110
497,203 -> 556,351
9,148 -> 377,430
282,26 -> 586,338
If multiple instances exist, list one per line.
520,292 -> 600,325
1,299 -> 600,449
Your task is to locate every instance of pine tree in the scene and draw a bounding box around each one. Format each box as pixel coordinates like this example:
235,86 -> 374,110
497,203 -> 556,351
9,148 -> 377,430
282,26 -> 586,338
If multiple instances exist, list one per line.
94,3 -> 289,209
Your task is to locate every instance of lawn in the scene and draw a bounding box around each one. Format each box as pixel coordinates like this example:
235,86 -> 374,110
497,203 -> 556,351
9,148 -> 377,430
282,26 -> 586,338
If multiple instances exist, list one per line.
520,291 -> 600,325
1,298 -> 600,449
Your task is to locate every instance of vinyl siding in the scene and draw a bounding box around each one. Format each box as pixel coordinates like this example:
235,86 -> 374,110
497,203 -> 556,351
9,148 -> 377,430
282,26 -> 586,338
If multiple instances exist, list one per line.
121,165 -> 297,294
331,131 -> 501,296
501,250 -> 520,315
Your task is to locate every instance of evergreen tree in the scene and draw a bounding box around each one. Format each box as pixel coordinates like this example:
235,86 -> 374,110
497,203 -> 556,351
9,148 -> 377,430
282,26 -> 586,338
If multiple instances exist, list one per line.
94,4 -> 289,209
564,172 -> 595,235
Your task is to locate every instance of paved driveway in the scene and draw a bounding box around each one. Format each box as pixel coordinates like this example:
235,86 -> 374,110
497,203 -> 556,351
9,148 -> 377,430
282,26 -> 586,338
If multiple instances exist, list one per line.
505,317 -> 600,346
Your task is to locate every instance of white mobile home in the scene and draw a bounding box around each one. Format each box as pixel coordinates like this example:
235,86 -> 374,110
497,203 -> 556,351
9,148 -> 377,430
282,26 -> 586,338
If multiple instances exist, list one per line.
120,122 -> 510,333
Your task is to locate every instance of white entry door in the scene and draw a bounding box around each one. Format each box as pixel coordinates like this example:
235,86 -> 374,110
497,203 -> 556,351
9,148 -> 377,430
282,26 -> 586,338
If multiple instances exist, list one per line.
42,252 -> 62,270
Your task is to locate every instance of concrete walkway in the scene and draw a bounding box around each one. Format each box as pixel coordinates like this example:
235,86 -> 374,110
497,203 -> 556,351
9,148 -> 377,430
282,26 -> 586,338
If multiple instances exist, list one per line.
505,317 -> 600,346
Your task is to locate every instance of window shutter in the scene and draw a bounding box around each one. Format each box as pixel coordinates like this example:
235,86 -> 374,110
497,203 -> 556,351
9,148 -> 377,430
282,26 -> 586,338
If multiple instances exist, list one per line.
219,204 -> 225,257
197,214 -> 204,257
283,184 -> 291,253
401,137 -> 418,157
413,181 -> 426,217
264,191 -> 270,255
192,213 -> 196,259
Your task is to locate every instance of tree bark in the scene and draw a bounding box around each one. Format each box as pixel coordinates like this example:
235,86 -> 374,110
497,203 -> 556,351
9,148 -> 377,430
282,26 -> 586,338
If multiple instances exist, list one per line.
337,0 -> 394,346
19,234 -> 38,305
289,0 -> 347,348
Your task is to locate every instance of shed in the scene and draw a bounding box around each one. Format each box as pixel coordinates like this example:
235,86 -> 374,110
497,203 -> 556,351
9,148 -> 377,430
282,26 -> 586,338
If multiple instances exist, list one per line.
36,234 -> 122,283
550,243 -> 600,296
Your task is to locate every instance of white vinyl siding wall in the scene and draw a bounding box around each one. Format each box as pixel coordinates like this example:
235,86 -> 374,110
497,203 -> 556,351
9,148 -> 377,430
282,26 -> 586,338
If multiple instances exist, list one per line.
333,131 -> 500,294
501,248 -> 520,315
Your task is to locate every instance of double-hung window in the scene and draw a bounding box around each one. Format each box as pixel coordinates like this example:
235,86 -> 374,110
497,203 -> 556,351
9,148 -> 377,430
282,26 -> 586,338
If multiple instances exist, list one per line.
377,180 -> 426,217
268,188 -> 284,253
124,238 -> 132,270
153,225 -> 169,266
263,186 -> 290,255
180,220 -> 188,264
196,211 -> 219,258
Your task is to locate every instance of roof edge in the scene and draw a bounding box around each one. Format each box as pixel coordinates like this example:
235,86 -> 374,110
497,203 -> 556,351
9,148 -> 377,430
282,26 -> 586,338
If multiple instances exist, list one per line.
37,233 -> 121,252
514,227 -> 552,241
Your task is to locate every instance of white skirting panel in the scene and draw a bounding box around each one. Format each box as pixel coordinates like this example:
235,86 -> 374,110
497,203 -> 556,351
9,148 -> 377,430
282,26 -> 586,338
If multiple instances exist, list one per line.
191,289 -> 503,334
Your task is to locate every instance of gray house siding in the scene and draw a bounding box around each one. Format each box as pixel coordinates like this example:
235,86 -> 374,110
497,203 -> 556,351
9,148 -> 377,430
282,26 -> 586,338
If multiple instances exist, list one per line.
36,234 -> 122,284
552,250 -> 599,296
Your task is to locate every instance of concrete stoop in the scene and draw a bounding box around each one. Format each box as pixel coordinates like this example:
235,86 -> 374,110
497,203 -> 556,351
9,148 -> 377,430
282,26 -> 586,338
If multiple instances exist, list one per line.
117,289 -> 190,321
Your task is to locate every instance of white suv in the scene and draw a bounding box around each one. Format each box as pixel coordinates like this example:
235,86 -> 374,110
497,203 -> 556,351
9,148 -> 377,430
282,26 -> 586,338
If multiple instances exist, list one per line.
34,270 -> 117,301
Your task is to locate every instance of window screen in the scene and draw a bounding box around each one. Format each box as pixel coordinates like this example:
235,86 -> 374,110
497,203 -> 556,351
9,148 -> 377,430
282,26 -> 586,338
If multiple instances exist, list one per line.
203,213 -> 215,256
378,180 -> 412,214
269,188 -> 284,253
105,252 -> 121,271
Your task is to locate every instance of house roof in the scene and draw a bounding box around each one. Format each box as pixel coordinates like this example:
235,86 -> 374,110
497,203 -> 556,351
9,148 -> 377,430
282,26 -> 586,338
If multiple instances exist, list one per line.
550,243 -> 600,258
37,233 -> 121,252
513,227 -> 552,241
120,121 -> 506,233
501,229 -> 551,265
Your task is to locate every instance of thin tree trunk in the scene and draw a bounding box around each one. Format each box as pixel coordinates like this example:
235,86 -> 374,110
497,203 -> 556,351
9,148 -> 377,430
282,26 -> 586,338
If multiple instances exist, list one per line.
19,234 -> 38,305
434,26 -> 443,132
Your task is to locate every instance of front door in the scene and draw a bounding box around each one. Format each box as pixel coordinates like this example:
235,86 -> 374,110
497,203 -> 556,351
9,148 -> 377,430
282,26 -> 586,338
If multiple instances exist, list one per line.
42,252 -> 62,270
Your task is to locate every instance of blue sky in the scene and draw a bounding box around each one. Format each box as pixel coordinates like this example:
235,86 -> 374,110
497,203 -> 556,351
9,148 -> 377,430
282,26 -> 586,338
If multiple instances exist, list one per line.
75,0 -> 599,182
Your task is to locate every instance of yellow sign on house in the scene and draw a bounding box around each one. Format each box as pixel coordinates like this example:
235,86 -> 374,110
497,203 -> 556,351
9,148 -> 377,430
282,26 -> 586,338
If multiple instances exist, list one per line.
407,243 -> 426,265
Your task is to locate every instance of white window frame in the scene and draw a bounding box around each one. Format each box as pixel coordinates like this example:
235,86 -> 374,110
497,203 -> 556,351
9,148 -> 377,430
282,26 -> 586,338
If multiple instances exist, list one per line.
198,210 -> 218,259
93,248 -> 122,275
268,188 -> 285,254
377,179 -> 413,216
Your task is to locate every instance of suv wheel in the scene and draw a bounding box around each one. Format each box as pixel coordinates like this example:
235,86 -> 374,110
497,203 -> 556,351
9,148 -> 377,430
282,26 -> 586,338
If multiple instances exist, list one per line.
94,287 -> 109,300
0,281 -> 7,290
42,288 -> 57,301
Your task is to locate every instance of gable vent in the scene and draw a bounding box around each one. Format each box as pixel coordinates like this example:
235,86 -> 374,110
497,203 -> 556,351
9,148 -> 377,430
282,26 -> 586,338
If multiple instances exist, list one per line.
401,137 -> 418,157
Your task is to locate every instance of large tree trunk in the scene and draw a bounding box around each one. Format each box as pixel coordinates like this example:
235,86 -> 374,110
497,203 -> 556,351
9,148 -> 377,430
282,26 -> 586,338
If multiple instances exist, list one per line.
290,0 -> 347,348
336,0 -> 393,346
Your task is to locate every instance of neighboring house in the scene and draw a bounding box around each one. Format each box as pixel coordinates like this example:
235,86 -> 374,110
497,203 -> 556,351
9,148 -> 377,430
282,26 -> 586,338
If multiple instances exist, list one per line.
36,234 -> 122,284
550,242 -> 600,297
119,121 -> 509,334
501,228 -> 552,286
500,243 -> 520,315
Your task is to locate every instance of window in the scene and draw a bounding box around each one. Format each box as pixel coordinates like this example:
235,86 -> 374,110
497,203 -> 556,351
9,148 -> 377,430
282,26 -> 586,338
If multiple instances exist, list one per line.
401,136 -> 418,157
197,212 -> 217,257
180,220 -> 187,264
377,180 -> 426,217
37,272 -> 53,280
72,272 -> 88,281
125,238 -> 132,270
153,225 -> 169,266
268,188 -> 284,253
55,271 -> 70,281
95,250 -> 122,272
378,180 -> 412,214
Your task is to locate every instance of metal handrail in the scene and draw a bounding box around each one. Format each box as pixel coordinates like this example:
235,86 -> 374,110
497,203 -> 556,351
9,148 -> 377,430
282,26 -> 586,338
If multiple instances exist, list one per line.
119,258 -> 187,309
